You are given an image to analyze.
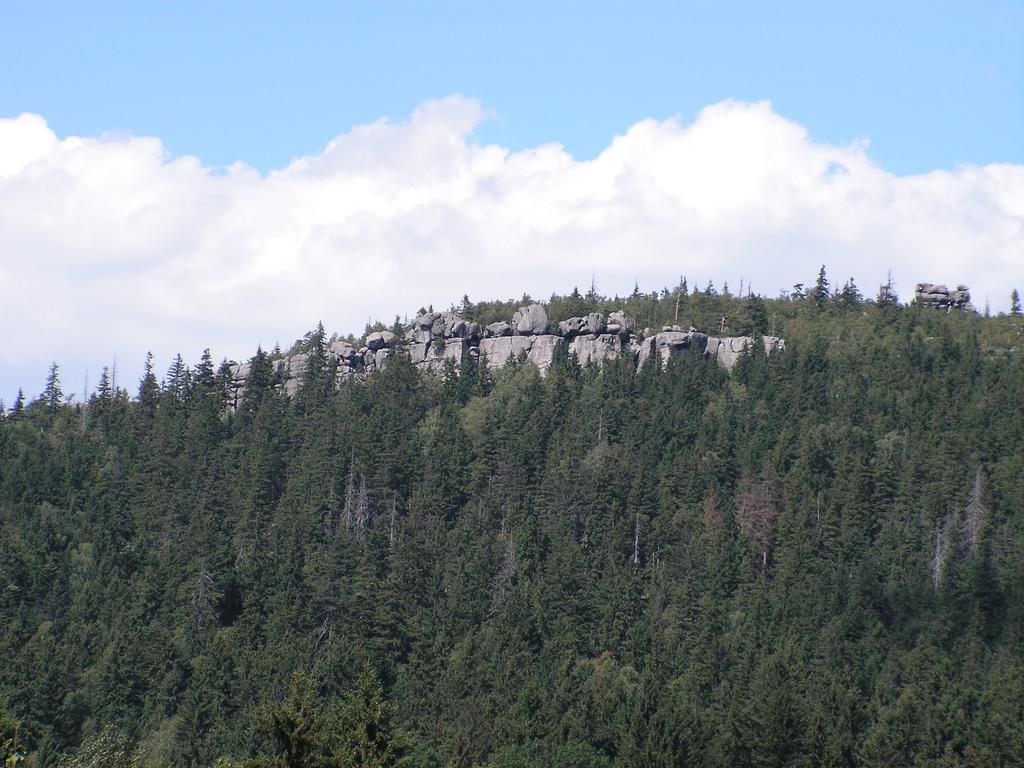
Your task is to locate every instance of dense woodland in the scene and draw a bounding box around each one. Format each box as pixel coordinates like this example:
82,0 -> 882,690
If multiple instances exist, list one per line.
2,271 -> 1023,767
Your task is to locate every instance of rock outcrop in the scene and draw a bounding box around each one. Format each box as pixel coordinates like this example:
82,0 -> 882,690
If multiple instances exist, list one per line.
512,304 -> 549,335
478,335 -> 532,365
226,301 -> 785,406
705,336 -> 785,369
484,321 -> 512,338
569,333 -> 622,367
915,283 -> 975,313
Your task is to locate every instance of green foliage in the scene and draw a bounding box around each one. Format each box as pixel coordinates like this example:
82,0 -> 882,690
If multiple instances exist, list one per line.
42,363 -> 62,411
1,704 -> 28,767
52,726 -> 140,768
1,273 -> 1022,767
250,673 -> 324,768
331,665 -> 408,768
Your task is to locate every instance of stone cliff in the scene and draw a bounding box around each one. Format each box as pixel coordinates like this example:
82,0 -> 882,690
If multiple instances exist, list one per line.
915,282 -> 974,313
227,303 -> 785,407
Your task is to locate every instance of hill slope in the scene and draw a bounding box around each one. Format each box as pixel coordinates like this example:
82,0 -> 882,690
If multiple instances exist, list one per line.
2,280 -> 1023,767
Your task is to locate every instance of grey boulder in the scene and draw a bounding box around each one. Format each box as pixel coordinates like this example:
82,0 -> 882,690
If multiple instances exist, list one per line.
512,304 -> 549,335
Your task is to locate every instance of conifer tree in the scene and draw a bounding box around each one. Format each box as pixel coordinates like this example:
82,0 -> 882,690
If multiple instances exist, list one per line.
138,351 -> 160,413
840,277 -> 862,310
42,362 -> 62,411
812,265 -> 830,309
95,366 -> 112,403
876,271 -> 898,307
333,665 -> 408,768
11,388 -> 24,416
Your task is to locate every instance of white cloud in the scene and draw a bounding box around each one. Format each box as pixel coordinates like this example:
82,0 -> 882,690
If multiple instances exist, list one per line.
1,97 -> 1022,400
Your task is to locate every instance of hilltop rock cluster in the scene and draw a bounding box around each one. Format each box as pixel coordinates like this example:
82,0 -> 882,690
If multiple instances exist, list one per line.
227,303 -> 784,406
915,283 -> 975,313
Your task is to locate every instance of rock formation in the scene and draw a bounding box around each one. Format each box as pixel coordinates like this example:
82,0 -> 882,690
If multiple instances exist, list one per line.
706,336 -> 786,369
227,302 -> 785,405
915,283 -> 975,313
511,304 -> 549,335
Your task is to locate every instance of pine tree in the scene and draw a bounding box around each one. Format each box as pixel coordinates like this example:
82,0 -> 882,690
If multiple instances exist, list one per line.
1011,289 -> 1021,316
138,351 -> 160,413
164,353 -> 190,402
333,665 -> 409,768
241,347 -> 276,416
812,265 -> 830,310
741,294 -> 769,335
254,672 -> 324,768
876,271 -> 898,307
95,366 -> 112,403
839,278 -> 862,310
43,362 -> 62,411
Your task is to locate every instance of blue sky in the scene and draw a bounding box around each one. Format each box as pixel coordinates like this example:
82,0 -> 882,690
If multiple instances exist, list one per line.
2,1 -> 1021,174
1,1 -> 1022,403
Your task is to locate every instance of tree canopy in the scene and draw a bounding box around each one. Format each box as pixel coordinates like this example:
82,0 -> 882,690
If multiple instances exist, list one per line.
2,274 -> 1023,767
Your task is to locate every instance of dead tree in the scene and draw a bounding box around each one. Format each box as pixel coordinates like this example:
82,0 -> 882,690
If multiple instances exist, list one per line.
632,512 -> 641,567
735,475 -> 781,573
190,561 -> 216,632
388,491 -> 399,549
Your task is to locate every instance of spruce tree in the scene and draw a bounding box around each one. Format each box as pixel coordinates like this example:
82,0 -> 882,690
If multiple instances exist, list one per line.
812,265 -> 830,309
138,351 -> 160,412
876,271 -> 898,307
42,362 -> 62,411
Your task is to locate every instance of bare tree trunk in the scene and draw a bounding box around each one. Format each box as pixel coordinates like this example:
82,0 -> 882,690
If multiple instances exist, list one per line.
190,561 -> 215,632
356,473 -> 370,531
632,513 -> 641,566
388,491 -> 398,549
960,468 -> 986,557
342,450 -> 357,531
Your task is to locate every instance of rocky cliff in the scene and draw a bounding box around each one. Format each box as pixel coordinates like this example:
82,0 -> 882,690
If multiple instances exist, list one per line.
227,303 -> 784,407
915,282 -> 975,313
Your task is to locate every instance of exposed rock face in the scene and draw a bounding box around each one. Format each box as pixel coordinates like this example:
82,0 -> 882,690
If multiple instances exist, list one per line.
479,335 -> 532,364
558,316 -> 586,337
585,313 -> 605,335
559,311 -> 638,339
705,336 -> 785,370
635,335 -> 656,368
227,362 -> 250,409
915,283 -> 975,313
569,334 -> 622,366
607,310 -> 633,336
512,304 -> 549,335
527,335 -> 567,371
633,329 -> 707,368
225,303 -> 786,407
409,314 -> 437,343
411,311 -> 481,343
656,330 -> 709,364
329,340 -> 357,360
419,338 -> 467,373
281,353 -> 308,397
366,331 -> 395,351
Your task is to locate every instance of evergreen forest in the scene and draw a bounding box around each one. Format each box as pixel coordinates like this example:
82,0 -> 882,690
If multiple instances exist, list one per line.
2,272 -> 1023,767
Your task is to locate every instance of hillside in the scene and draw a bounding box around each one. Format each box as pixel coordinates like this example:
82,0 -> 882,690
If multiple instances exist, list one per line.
2,273 -> 1023,767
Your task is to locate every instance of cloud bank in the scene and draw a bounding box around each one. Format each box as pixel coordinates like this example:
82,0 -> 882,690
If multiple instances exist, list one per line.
1,97 -> 1022,400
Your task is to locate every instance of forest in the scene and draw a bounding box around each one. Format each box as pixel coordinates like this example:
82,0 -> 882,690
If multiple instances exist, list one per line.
2,270 -> 1023,767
